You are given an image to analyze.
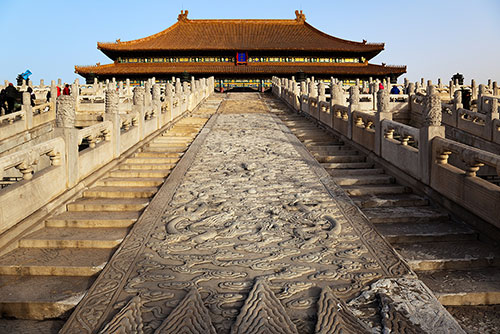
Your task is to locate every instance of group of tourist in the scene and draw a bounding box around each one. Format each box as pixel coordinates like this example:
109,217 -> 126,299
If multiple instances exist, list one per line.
0,83 -> 21,115
0,83 -> 73,115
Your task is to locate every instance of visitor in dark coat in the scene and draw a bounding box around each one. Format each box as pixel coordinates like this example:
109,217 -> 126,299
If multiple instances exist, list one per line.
0,89 -> 6,114
5,83 -> 19,113
62,84 -> 70,95
27,87 -> 36,107
390,85 -> 400,94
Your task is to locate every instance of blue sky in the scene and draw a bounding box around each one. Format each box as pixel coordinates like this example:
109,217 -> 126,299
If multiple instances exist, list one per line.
1,0 -> 499,85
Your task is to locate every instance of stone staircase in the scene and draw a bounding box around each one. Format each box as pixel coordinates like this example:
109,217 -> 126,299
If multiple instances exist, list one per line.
0,98 -> 221,332
269,99 -> 500,332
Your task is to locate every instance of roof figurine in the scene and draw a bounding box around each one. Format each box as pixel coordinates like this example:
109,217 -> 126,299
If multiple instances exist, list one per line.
295,10 -> 306,23
178,10 -> 189,22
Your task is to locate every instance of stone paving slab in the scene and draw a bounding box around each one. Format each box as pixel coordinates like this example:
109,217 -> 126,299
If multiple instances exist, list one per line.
60,93 -> 461,334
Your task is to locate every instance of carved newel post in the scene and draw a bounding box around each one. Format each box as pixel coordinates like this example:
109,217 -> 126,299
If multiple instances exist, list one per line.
477,84 -> 486,112
347,85 -> 359,139
55,95 -> 78,186
420,85 -> 445,184
105,89 -> 119,114
375,89 -> 392,155
133,86 -> 145,106
349,85 -> 360,108
175,79 -> 182,96
104,89 -> 120,158
22,91 -> 34,129
330,83 -> 342,106
152,84 -> 161,113
56,95 -> 76,128
133,86 -> 146,139
318,82 -> 326,102
309,80 -> 317,98
300,82 -> 307,96
407,83 -> 415,96
166,82 -> 174,121
454,90 -> 463,111
183,81 -> 190,99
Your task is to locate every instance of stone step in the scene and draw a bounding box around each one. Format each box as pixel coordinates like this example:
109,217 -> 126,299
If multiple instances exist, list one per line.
295,133 -> 331,138
142,146 -> 187,153
332,174 -> 394,186
46,211 -> 140,228
0,275 -> 94,320
312,149 -> 358,157
327,168 -> 385,176
150,140 -> 191,146
135,151 -> 183,158
67,198 -> 149,212
125,157 -> 180,164
97,177 -> 165,187
378,221 -> 478,243
418,268 -> 500,305
19,227 -> 129,248
304,141 -> 344,148
109,169 -> 171,178
0,248 -> 114,276
306,144 -> 346,152
362,206 -> 449,223
149,140 -> 190,145
393,241 -> 500,271
317,155 -> 365,163
83,186 -> 158,198
353,193 -> 429,208
118,163 -> 176,171
342,184 -> 408,196
160,133 -> 197,138
321,162 -> 374,169
0,319 -> 65,333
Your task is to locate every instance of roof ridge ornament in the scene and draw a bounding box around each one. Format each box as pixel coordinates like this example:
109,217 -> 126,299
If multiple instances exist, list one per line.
178,10 -> 189,22
295,10 -> 306,22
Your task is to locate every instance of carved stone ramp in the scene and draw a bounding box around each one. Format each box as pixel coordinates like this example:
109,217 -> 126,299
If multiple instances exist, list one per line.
60,92 -> 458,334
265,95 -> 500,333
0,95 -> 223,334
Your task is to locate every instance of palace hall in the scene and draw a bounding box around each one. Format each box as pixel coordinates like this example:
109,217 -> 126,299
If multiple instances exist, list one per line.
75,10 -> 406,90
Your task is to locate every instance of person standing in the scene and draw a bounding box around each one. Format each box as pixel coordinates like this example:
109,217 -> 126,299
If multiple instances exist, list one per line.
390,85 -> 400,94
62,84 -> 71,95
5,83 -> 19,113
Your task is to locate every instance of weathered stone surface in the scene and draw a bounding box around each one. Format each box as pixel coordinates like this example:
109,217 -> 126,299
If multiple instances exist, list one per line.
231,279 -> 298,334
61,93 -> 416,334
98,296 -> 144,334
315,286 -> 371,334
154,288 -> 216,334
349,278 -> 466,334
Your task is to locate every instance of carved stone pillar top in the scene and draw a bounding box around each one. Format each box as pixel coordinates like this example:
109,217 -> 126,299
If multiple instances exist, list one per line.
300,82 -> 307,95
454,90 -> 462,104
166,83 -> 174,98
377,89 -> 390,113
330,83 -> 341,103
56,95 -> 76,128
152,84 -> 161,102
349,85 -> 360,106
407,82 -> 415,95
423,85 -> 442,126
175,80 -> 182,95
318,82 -> 326,98
183,81 -> 190,94
308,80 -> 317,97
133,86 -> 145,106
105,89 -> 119,114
